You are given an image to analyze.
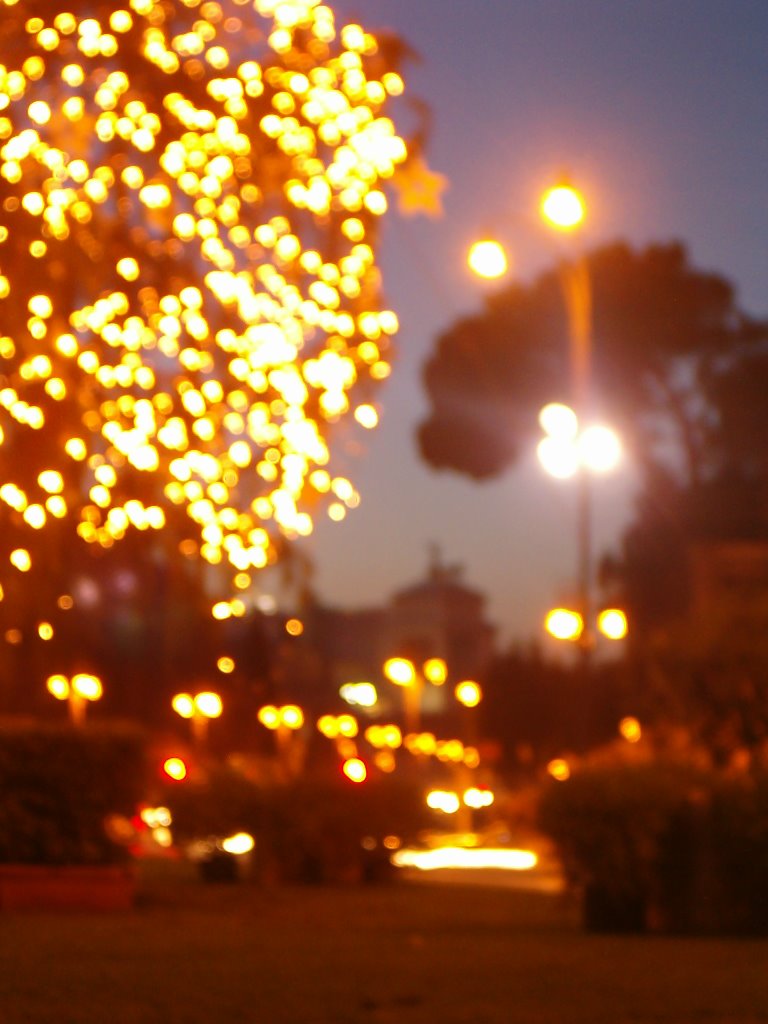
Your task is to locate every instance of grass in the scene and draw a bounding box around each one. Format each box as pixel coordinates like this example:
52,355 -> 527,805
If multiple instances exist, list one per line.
1,863 -> 767,1024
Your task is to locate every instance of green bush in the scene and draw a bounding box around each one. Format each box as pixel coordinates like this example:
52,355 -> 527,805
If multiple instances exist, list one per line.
0,722 -> 147,866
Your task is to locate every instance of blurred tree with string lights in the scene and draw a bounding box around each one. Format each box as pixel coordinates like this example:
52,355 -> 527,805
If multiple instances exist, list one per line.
0,1 -> 433,726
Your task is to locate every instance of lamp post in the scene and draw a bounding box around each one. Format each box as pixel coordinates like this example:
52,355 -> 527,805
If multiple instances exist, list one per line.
544,605 -> 628,645
172,690 -> 223,748
46,672 -> 103,726
258,703 -> 305,776
469,182 -> 619,662
540,185 -> 598,662
454,679 -> 482,833
537,400 -> 621,658
382,656 -> 448,734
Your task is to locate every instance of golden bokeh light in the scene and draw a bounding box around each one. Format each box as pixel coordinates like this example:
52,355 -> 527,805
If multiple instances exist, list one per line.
547,758 -> 571,781
619,715 -> 642,743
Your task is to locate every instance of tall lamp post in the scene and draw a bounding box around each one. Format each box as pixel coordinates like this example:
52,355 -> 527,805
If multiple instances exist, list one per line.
541,186 -> 595,660
537,399 -> 621,658
469,183 -> 620,661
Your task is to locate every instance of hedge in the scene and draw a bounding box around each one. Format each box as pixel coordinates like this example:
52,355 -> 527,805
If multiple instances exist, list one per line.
0,722 -> 146,866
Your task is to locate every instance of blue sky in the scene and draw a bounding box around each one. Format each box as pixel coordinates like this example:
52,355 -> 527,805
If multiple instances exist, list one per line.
296,0 -> 768,645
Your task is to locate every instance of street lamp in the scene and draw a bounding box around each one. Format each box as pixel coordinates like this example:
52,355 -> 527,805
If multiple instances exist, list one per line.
470,183 -> 625,661
172,690 -> 223,747
453,680 -> 483,833
383,657 -> 428,734
537,186 -> 626,662
544,605 -> 628,644
258,703 -> 306,776
46,672 -> 103,726
537,399 -> 622,655
339,681 -> 378,708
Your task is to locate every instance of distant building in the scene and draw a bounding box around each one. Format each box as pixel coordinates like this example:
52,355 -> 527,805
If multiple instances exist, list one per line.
304,548 -> 497,721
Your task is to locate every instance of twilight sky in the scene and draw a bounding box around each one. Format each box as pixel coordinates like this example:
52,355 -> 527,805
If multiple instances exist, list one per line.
297,0 -> 768,646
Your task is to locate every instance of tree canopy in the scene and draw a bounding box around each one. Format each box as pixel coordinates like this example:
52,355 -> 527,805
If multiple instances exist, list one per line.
418,240 -> 768,487
423,239 -> 768,762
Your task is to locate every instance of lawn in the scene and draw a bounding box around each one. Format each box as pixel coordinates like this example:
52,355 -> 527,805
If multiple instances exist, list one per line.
1,865 -> 767,1024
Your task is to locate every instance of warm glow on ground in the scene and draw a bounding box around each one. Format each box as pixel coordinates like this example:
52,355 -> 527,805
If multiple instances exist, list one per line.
392,846 -> 538,871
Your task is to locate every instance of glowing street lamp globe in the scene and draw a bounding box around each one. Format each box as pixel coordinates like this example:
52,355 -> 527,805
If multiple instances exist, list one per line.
172,693 -> 196,719
280,705 -> 305,731
383,657 -> 416,687
194,692 -> 223,719
71,674 -> 103,701
545,608 -> 584,642
467,239 -> 509,280
537,436 -> 580,479
539,402 -> 579,441
578,425 -> 622,473
423,657 -> 448,685
597,608 -> 629,640
455,680 -> 482,708
541,185 -> 586,230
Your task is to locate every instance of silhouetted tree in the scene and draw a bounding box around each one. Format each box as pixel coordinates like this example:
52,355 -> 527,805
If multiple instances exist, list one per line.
419,241 -> 767,487
420,241 -> 768,761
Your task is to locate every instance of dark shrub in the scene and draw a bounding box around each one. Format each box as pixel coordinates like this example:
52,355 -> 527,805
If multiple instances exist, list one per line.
0,722 -> 146,866
708,773 -> 768,935
163,767 -> 430,885
538,759 -> 706,933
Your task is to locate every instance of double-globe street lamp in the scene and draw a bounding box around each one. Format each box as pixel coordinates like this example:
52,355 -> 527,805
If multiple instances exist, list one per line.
382,655 -> 448,734
172,690 -> 223,748
46,672 -> 103,726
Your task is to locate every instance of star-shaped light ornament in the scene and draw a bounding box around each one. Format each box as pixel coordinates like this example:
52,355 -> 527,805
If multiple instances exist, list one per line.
392,154 -> 449,218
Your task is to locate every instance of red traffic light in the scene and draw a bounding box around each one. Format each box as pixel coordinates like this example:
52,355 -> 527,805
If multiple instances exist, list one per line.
162,756 -> 188,781
342,757 -> 367,783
